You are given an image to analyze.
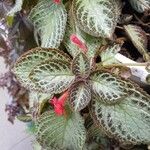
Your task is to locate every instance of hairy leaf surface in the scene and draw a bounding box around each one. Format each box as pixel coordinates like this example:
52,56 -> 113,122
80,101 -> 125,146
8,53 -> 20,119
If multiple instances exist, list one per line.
90,71 -> 134,104
12,47 -> 71,91
29,59 -> 75,93
29,0 -> 67,48
72,0 -> 122,38
69,81 -> 91,111
91,90 -> 150,145
128,0 -> 150,13
72,53 -> 90,78
124,24 -> 148,60
35,111 -> 86,150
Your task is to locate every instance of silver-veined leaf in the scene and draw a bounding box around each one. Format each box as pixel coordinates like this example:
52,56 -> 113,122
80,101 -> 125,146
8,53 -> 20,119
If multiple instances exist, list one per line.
90,89 -> 150,145
64,25 -> 103,59
85,116 -> 103,141
72,52 -> 90,78
29,91 -> 53,115
85,116 -> 110,150
128,0 -> 150,13
29,59 -> 75,93
100,44 -> 121,66
72,0 -> 122,39
90,71 -> 134,104
12,47 -> 71,91
29,0 -> 67,48
29,91 -> 53,108
64,11 -> 103,58
69,81 -> 91,111
35,111 -> 86,150
124,24 -> 148,60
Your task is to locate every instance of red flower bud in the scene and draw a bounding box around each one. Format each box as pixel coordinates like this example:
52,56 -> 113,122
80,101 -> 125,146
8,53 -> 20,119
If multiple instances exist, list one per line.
70,34 -> 88,53
50,91 -> 68,116
53,0 -> 61,4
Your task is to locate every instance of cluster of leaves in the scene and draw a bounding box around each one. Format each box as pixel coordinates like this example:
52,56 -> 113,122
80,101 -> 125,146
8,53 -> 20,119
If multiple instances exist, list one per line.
1,0 -> 150,149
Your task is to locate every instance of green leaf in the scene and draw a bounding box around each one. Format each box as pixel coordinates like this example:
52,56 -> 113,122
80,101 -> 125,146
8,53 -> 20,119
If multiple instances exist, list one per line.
6,16 -> 14,27
100,44 -> 121,65
72,53 -> 91,78
124,24 -> 149,61
33,141 -> 43,150
64,14 -> 103,58
90,71 -> 134,104
35,111 -> 86,150
29,91 -> 53,112
83,142 -> 103,150
29,0 -> 67,48
90,89 -> 150,145
29,59 -> 75,93
12,47 -> 71,91
72,0 -> 122,39
128,0 -> 150,13
17,114 -> 32,122
29,91 -> 53,105
85,116 -> 110,150
69,81 -> 91,111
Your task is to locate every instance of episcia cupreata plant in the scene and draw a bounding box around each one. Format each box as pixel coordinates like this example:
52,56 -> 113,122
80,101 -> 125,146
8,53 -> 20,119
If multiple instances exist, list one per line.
11,0 -> 150,149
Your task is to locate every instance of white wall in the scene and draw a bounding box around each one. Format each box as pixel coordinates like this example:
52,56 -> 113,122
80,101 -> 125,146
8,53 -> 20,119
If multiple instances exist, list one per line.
0,57 -> 33,150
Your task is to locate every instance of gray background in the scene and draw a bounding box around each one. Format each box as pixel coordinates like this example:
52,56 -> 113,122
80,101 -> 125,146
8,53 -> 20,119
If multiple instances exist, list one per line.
0,57 -> 33,150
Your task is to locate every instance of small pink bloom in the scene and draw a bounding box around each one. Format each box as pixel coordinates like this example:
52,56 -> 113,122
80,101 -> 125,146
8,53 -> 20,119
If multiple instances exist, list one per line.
53,0 -> 61,4
50,91 -> 68,116
70,34 -> 88,53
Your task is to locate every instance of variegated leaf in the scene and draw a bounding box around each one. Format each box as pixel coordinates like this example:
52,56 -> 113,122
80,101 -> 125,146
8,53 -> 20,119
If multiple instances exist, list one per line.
85,116 -> 110,149
72,53 -> 90,78
29,59 -> 75,93
83,142 -> 103,150
35,111 -> 86,150
90,71 -> 134,104
33,142 -> 43,150
124,24 -> 149,60
12,47 -> 71,91
69,81 -> 91,111
17,115 -> 32,122
29,91 -> 53,108
100,44 -> 121,66
29,0 -> 67,48
91,89 -> 150,145
72,0 -> 122,39
29,91 -> 53,115
128,0 -> 150,13
64,11 -> 103,58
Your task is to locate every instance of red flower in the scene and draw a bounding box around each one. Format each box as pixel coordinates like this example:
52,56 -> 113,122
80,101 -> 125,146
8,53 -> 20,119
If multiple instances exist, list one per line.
70,34 -> 88,53
50,91 -> 68,116
53,0 -> 61,4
